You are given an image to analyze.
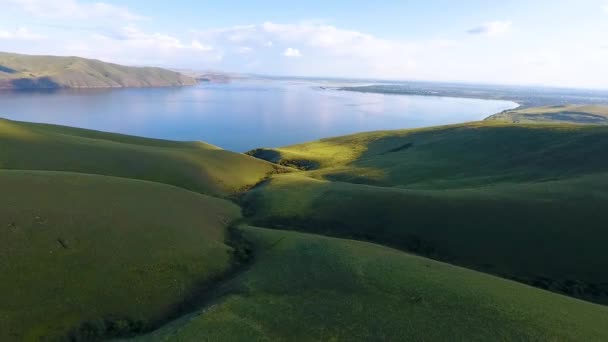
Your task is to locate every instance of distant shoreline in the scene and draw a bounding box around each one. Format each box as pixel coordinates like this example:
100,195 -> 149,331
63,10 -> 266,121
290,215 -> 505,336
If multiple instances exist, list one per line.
337,83 -> 608,110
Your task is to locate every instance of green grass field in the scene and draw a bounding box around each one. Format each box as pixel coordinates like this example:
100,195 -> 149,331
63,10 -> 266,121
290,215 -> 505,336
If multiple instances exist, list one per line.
244,122 -> 608,304
0,170 -> 242,341
129,226 -> 608,341
248,121 -> 608,188
0,52 -> 196,89
3,117 -> 608,341
486,105 -> 608,125
0,118 -> 282,197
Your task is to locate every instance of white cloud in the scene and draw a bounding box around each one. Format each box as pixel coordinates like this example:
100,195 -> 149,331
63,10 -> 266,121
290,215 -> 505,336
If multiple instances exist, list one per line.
236,46 -> 254,54
0,27 -> 46,40
6,0 -> 144,21
467,21 -> 512,37
108,25 -> 210,51
191,22 -> 420,77
283,47 -> 302,57
191,39 -> 213,51
603,4 -> 608,13
62,25 -> 222,67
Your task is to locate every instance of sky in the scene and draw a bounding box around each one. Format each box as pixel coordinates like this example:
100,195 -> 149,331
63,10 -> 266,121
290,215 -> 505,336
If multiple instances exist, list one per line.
1,0 -> 608,89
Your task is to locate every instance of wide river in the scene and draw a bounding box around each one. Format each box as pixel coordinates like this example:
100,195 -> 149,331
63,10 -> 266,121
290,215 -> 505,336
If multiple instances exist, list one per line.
0,80 -> 517,152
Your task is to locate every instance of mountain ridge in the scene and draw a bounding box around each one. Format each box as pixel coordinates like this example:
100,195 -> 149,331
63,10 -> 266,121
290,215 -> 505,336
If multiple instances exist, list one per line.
0,51 -> 197,90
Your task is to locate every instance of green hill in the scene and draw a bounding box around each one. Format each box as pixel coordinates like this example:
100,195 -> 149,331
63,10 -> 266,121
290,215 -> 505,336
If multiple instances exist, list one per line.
0,118 -> 282,197
129,226 -> 608,341
486,105 -> 608,125
244,122 -> 608,304
0,170 -> 242,341
0,52 -> 196,89
3,118 -> 608,341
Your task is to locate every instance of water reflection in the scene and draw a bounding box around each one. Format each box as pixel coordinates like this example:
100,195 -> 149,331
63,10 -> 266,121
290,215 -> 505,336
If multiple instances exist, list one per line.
0,80 -> 517,152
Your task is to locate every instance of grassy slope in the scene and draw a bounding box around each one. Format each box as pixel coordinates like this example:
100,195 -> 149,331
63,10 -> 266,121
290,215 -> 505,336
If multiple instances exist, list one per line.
131,226 -> 608,341
0,52 -> 196,89
244,122 -> 608,303
0,170 -> 242,341
248,121 -> 608,188
486,105 -> 608,125
0,118 -> 281,197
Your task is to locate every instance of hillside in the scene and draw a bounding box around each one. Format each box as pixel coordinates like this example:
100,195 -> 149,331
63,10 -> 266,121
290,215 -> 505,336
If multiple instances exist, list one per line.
486,105 -> 608,125
0,118 -> 282,197
0,119 -> 286,341
245,122 -> 608,304
0,170 -> 241,341
130,226 -> 608,341
3,119 -> 608,340
0,52 -> 197,90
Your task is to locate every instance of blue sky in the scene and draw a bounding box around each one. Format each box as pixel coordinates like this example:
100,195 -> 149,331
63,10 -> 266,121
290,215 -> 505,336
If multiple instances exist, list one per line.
1,0 -> 608,88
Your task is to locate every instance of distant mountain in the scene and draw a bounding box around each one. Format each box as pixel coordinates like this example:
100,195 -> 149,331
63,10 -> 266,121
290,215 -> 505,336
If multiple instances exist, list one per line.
0,52 -> 197,90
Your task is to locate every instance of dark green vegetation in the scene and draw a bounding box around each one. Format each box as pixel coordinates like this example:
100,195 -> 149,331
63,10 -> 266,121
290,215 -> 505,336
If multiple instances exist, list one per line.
0,170 -> 241,341
245,122 -> 608,304
131,227 -> 608,341
487,105 -> 608,125
3,117 -> 608,341
0,52 -> 196,90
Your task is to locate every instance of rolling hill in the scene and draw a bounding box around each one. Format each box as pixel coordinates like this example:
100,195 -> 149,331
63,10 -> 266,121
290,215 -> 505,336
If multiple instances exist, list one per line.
244,121 -> 608,304
0,118 -> 282,197
0,52 -> 197,90
129,226 -> 608,341
3,118 -> 608,340
0,170 -> 242,341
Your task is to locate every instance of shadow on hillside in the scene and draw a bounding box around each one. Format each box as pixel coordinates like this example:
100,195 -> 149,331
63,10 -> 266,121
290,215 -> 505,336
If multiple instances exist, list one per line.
247,148 -> 320,171
0,65 -> 17,73
522,112 -> 608,124
10,77 -> 62,90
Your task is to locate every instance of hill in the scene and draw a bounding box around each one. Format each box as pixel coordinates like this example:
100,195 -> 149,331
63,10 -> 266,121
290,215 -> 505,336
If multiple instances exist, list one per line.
0,52 -> 197,90
0,118 -> 282,197
486,105 -> 608,125
244,122 -> 608,304
129,226 -> 608,341
0,170 -> 242,341
3,119 -> 608,340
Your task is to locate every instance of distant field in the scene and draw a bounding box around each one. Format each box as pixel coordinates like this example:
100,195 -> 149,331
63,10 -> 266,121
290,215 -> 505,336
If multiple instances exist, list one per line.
0,170 -> 241,341
486,105 -> 608,125
0,52 -> 196,89
245,121 -> 608,304
0,118 -> 282,197
129,226 -> 608,341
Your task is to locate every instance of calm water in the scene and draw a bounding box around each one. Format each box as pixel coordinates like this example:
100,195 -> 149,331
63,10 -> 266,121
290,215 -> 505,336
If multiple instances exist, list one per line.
0,80 -> 517,152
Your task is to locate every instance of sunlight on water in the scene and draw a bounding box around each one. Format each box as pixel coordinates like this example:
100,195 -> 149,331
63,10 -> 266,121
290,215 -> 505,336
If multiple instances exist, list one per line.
0,80 -> 516,151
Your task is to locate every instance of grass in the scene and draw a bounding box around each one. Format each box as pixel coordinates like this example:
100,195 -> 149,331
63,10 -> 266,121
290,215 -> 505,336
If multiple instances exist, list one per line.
244,122 -> 608,304
129,226 -> 608,341
486,104 -> 608,125
0,51 -> 196,89
0,170 -> 242,341
4,118 -> 608,340
0,118 -> 282,197
248,121 -> 608,188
